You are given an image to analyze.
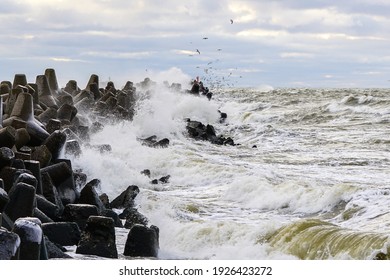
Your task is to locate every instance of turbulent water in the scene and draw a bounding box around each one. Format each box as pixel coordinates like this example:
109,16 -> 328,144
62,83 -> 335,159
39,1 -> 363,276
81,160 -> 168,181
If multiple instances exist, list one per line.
68,85 -> 390,260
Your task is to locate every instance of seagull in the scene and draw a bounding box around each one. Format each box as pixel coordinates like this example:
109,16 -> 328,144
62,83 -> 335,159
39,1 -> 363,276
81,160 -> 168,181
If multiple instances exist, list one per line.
230,19 -> 233,24
196,49 -> 200,54
203,37 -> 208,40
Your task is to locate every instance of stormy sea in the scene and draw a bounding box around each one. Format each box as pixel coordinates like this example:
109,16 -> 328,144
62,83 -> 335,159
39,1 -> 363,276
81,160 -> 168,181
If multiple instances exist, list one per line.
66,84 -> 390,260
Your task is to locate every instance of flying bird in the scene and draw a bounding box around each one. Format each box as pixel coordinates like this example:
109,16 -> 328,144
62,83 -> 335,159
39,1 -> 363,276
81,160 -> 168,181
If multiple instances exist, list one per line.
230,19 -> 233,24
203,37 -> 208,40
196,49 -> 201,54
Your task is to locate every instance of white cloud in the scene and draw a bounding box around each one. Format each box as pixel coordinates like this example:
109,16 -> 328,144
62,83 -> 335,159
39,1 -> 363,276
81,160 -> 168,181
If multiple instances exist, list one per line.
280,52 -> 314,59
1,0 -> 390,88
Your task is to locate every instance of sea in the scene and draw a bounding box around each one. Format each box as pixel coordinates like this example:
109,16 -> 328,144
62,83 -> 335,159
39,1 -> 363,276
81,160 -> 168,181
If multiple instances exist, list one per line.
65,84 -> 390,260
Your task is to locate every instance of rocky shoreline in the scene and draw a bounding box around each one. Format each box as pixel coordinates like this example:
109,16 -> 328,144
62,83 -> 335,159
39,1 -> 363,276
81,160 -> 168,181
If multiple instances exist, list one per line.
0,69 -> 233,260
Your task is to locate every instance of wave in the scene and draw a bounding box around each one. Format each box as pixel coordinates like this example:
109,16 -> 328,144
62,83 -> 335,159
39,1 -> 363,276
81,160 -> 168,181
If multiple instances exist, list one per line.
264,219 -> 390,260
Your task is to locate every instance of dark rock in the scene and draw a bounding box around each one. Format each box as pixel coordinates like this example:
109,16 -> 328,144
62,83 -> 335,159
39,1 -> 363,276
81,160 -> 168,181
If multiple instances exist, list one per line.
185,119 -> 235,146
0,228 -> 20,260
62,203 -> 99,230
10,158 -> 25,169
78,179 -> 105,213
41,160 -> 78,205
36,194 -> 61,221
0,167 -> 16,191
36,108 -> 58,125
99,193 -> 110,209
31,145 -> 52,167
42,222 -> 81,246
14,172 -> 38,191
0,212 -> 14,231
141,169 -> 151,177
123,224 -> 159,258
23,160 -> 43,195
4,182 -> 36,222
0,187 -> 9,212
44,236 -> 72,259
159,175 -> 170,184
42,130 -> 67,161
12,217 -> 43,260
76,216 -> 118,259
0,126 -> 16,149
122,208 -> 149,229
110,185 -> 140,209
33,207 -> 54,223
139,135 -> 169,148
0,147 -> 15,170
46,119 -> 62,134
153,138 -> 169,148
101,209 -> 123,228
41,171 -> 64,215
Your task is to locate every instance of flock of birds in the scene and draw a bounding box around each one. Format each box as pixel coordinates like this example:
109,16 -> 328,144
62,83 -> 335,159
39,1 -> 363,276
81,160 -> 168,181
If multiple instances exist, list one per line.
187,19 -> 243,90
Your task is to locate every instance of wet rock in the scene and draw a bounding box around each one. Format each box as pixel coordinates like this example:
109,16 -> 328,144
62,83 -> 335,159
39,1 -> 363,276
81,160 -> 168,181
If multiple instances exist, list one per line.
42,222 -> 81,246
138,135 -> 170,148
12,217 -> 43,260
122,207 -> 149,229
101,209 -> 123,228
0,126 -> 16,148
0,228 -> 20,260
110,185 -> 140,209
186,119 -> 235,146
4,182 -> 36,222
36,194 -> 61,221
44,236 -> 72,259
0,187 -> 9,212
76,216 -> 118,259
123,224 -> 159,258
0,147 -> 14,170
41,160 -> 78,205
78,179 -> 105,213
40,172 -> 64,215
42,130 -> 67,161
62,203 -> 99,230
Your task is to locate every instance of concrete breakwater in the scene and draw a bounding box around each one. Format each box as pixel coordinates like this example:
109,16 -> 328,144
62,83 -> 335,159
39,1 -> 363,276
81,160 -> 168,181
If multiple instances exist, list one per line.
0,69 -> 159,259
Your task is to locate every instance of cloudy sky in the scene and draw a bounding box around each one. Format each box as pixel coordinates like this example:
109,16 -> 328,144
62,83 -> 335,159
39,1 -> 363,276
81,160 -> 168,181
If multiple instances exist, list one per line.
1,0 -> 390,88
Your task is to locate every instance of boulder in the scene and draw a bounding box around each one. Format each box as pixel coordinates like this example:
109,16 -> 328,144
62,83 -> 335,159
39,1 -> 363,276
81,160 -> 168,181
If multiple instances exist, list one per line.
43,236 -> 72,259
0,147 -> 14,170
122,207 -> 149,229
4,182 -> 36,222
123,224 -> 159,258
101,209 -> 123,228
12,217 -> 43,260
78,179 -> 105,213
42,222 -> 81,246
0,187 -> 9,212
0,228 -> 20,260
62,203 -> 99,230
110,185 -> 139,209
36,194 -> 61,221
76,216 -> 118,259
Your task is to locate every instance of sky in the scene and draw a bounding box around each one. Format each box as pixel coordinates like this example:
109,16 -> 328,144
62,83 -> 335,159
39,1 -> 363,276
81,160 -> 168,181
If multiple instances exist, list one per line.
1,0 -> 390,89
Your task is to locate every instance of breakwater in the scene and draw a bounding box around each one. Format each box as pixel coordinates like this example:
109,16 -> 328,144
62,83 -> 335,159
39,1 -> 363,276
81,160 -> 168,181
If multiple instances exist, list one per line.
0,69 -> 161,259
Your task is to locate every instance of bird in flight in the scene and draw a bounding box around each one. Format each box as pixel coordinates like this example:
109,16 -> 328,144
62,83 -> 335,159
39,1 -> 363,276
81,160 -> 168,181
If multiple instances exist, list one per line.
196,49 -> 201,54
230,19 -> 233,24
203,37 -> 208,40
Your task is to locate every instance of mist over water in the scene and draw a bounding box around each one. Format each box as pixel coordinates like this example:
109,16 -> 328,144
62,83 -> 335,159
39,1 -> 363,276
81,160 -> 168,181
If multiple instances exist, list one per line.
69,83 -> 390,260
